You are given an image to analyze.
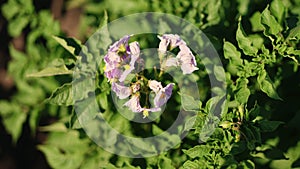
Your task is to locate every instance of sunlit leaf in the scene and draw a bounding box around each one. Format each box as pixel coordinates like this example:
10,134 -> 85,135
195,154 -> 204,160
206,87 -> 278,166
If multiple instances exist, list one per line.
236,20 -> 258,56
257,70 -> 282,100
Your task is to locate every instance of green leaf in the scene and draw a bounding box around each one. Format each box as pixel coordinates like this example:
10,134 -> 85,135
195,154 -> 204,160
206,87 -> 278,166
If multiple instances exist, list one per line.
213,65 -> 226,82
46,83 -> 73,106
287,25 -> 300,40
29,108 -> 40,136
236,20 -> 258,56
258,120 -> 284,132
246,103 -> 260,121
38,144 -> 84,169
183,145 -> 210,158
261,6 -> 283,36
183,160 -> 201,169
257,70 -> 282,100
184,115 -> 197,131
1,0 -> 20,20
26,59 -> 72,77
0,101 -> 27,143
235,78 -> 250,104
47,76 -> 94,106
270,0 -> 285,24
158,156 -> 175,169
250,12 -> 264,32
237,0 -> 250,15
179,92 -> 200,111
239,160 -> 255,169
231,141 -> 247,155
39,122 -> 68,132
223,41 -> 243,66
8,15 -> 30,37
52,36 -> 81,57
152,124 -> 164,135
97,92 -> 108,109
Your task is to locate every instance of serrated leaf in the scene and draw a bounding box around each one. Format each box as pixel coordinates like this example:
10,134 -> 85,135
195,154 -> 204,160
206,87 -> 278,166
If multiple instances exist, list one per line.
53,36 -> 81,57
236,21 -> 258,56
250,12 -> 264,32
39,122 -> 68,132
239,160 -> 255,169
97,92 -> 108,109
179,92 -> 200,111
158,156 -> 175,169
182,160 -> 201,169
1,1 -> 20,20
214,65 -> 226,82
231,141 -> 247,155
26,59 -> 72,77
258,120 -> 284,132
29,108 -> 40,136
235,78 -> 250,104
183,145 -> 210,158
223,41 -> 243,66
287,25 -> 300,40
0,101 -> 27,143
47,83 -> 73,106
270,0 -> 285,24
38,144 -> 84,169
184,115 -> 197,131
8,15 -> 30,37
152,124 -> 164,135
47,76 -> 94,106
261,7 -> 283,36
257,70 -> 282,100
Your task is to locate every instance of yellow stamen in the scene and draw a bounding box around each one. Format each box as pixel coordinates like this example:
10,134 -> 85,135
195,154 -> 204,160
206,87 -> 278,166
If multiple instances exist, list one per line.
118,44 -> 126,53
142,109 -> 149,118
124,64 -> 131,70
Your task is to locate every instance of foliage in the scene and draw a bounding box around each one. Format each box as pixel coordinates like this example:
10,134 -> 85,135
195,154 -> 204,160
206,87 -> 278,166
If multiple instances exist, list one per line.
1,0 -> 300,168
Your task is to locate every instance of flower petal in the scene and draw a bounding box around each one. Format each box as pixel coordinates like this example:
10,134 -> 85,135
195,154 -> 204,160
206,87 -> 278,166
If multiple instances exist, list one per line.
109,35 -> 131,52
154,83 -> 174,107
148,80 -> 163,93
112,82 -> 132,99
129,41 -> 140,56
124,94 -> 143,112
165,57 -> 179,67
177,45 -> 198,74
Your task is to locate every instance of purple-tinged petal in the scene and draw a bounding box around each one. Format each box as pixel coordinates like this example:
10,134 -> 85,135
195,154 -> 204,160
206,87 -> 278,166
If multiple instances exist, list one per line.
119,54 -> 139,82
148,80 -> 163,93
180,63 -> 199,75
165,57 -> 179,67
154,83 -> 174,107
104,52 -> 121,65
129,42 -> 140,56
158,34 -> 186,51
164,34 -> 184,49
158,35 -> 170,53
124,94 -> 143,112
105,68 -> 122,81
108,35 -> 131,52
177,45 -> 198,74
112,82 -> 132,99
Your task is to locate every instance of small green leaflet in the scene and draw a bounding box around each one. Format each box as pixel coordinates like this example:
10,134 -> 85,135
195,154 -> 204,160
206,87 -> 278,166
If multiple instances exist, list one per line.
257,70 -> 282,100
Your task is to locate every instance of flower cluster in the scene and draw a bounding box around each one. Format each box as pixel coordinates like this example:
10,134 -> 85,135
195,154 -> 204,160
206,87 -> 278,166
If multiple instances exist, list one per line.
103,34 -> 198,118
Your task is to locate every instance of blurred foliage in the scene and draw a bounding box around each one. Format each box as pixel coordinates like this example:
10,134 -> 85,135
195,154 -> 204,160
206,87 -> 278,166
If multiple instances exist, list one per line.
1,0 -> 300,168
